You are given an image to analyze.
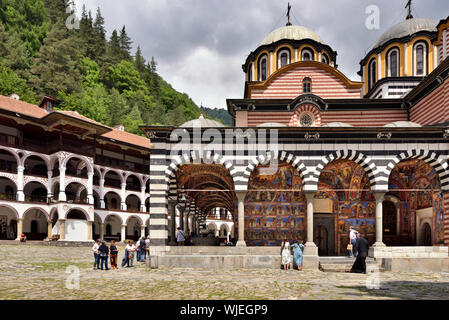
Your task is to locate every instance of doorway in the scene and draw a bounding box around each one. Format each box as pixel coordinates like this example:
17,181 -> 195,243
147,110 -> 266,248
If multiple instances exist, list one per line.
314,215 -> 335,256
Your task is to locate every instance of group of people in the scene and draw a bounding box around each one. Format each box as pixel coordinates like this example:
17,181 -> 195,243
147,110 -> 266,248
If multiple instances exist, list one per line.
92,236 -> 150,270
280,239 -> 305,271
348,226 -> 370,274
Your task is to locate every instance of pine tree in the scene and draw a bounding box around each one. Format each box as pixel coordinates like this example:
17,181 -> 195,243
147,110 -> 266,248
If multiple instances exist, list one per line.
119,26 -> 132,60
93,7 -> 106,59
79,6 -> 97,60
30,21 -> 81,97
105,29 -> 122,65
135,46 -> 146,74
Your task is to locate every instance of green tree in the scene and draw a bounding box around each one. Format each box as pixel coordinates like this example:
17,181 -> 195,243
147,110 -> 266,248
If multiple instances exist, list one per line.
0,0 -> 49,54
92,7 -> 106,59
105,60 -> 148,94
30,21 -> 81,97
123,103 -> 144,134
135,46 -> 146,74
119,26 -> 132,60
105,29 -> 122,65
0,64 -> 37,103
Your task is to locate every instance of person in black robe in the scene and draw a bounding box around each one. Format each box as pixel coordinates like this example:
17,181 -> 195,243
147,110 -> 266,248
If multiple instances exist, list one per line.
350,233 -> 370,274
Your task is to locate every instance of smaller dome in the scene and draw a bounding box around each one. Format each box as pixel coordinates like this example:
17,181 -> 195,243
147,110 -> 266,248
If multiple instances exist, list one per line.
260,25 -> 323,46
180,114 -> 225,128
322,122 -> 353,127
374,18 -> 437,48
256,122 -> 287,127
384,121 -> 422,128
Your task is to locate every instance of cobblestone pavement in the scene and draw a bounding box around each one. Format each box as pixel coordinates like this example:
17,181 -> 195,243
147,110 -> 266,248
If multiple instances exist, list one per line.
0,244 -> 449,300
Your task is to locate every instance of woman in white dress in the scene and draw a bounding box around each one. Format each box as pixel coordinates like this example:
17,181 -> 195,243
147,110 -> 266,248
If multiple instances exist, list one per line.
281,238 -> 291,270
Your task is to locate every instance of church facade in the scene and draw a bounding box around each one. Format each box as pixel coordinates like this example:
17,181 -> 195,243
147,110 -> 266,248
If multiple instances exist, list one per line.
142,14 -> 449,266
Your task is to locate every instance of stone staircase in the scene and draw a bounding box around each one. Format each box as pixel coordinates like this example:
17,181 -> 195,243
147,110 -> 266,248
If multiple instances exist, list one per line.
319,256 -> 379,272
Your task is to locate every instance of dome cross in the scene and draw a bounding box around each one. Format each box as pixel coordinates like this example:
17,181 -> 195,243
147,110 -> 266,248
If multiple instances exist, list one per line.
405,0 -> 414,20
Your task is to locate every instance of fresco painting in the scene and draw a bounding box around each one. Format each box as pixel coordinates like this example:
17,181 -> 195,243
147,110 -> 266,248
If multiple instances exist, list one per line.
318,159 -> 376,255
244,162 -> 306,246
389,159 -> 444,245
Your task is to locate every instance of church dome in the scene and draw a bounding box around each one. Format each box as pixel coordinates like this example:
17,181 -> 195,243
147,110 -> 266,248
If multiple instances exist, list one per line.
180,114 -> 224,128
374,18 -> 437,48
260,25 -> 323,46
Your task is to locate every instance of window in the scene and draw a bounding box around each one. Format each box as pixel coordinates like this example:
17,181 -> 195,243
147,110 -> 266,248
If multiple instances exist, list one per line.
299,113 -> 314,127
321,54 -> 329,64
414,42 -> 427,76
368,59 -> 377,90
301,48 -> 313,61
248,63 -> 252,82
277,49 -> 290,69
259,55 -> 268,81
106,224 -> 112,236
303,77 -> 312,93
387,48 -> 399,77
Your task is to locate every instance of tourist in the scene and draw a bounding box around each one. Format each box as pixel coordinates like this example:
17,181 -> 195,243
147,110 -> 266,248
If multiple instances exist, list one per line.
350,232 -> 370,274
349,226 -> 358,258
98,240 -> 110,270
136,237 -> 141,261
121,245 -> 129,267
280,238 -> 291,270
126,240 -> 136,267
139,236 -> 146,262
291,241 -> 305,271
19,233 -> 26,242
145,236 -> 150,260
110,240 -> 118,269
176,227 -> 185,246
92,239 -> 101,270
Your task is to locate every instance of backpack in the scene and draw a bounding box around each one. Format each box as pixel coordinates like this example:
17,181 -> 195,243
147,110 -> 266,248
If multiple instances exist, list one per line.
140,239 -> 146,249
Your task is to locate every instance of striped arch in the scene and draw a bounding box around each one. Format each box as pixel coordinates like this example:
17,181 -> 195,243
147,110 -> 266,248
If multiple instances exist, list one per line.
291,103 -> 322,127
62,155 -> 94,173
384,149 -> 449,191
22,207 -> 50,222
20,152 -> 51,170
165,150 -> 237,183
241,151 -> 307,190
306,150 -> 377,191
0,146 -> 20,166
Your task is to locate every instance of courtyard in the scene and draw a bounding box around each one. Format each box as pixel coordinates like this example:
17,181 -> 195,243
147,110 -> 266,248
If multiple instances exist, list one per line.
0,244 -> 448,300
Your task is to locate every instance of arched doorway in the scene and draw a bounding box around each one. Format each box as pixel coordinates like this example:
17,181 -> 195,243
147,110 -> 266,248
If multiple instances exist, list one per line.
388,158 -> 443,246
422,222 -> 432,246
126,216 -> 142,241
316,159 -> 376,256
65,209 -> 88,241
23,208 -> 48,240
125,194 -> 141,212
175,162 -> 236,242
104,215 -> 122,241
245,161 -> 305,246
0,205 -> 18,239
0,177 -> 17,200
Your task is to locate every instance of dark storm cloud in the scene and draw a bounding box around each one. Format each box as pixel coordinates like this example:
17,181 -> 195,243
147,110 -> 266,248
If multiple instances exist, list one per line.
75,0 -> 449,108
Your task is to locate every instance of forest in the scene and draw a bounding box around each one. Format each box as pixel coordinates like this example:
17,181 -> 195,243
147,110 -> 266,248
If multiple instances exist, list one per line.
0,0 -> 228,135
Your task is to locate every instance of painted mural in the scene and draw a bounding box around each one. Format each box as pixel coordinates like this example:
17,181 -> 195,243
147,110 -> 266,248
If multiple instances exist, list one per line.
388,159 -> 444,245
244,162 -> 305,246
318,159 -> 376,255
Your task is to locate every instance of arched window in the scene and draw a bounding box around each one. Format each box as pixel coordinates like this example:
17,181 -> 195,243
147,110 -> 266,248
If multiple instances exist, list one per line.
368,58 -> 377,90
321,53 -> 329,64
414,42 -> 427,76
303,77 -> 312,93
258,55 -> 268,81
277,48 -> 290,69
387,48 -> 399,77
248,63 -> 252,82
301,48 -> 313,61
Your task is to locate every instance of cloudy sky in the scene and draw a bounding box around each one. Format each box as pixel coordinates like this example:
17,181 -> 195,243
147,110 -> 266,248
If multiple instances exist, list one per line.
74,0 -> 449,109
